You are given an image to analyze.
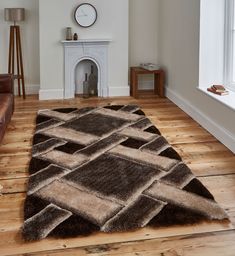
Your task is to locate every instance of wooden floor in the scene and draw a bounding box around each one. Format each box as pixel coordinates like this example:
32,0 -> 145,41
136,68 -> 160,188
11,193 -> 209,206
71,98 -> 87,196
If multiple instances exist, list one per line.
0,95 -> 235,256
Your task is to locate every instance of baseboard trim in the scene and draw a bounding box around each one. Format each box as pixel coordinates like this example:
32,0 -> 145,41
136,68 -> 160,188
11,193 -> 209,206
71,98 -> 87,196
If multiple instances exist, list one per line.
39,89 -> 64,100
109,86 -> 130,97
14,84 -> 40,95
166,87 -> 235,153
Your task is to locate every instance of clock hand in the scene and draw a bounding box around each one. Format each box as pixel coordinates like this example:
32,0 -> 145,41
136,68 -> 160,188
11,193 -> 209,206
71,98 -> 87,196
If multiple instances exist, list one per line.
77,14 -> 87,17
81,9 -> 86,15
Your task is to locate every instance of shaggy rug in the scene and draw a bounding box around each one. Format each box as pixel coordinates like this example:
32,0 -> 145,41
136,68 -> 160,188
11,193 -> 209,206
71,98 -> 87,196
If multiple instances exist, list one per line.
22,105 -> 228,241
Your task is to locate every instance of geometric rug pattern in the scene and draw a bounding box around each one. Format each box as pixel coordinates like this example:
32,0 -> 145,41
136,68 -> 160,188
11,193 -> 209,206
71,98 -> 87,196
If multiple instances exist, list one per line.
22,105 -> 228,241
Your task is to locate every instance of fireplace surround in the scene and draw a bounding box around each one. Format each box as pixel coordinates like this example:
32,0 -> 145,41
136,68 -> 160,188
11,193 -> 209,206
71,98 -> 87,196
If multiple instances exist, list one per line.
62,39 -> 111,99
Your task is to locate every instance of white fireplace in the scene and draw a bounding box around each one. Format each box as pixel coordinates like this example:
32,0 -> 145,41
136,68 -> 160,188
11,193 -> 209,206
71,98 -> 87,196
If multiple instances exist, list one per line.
62,39 -> 111,99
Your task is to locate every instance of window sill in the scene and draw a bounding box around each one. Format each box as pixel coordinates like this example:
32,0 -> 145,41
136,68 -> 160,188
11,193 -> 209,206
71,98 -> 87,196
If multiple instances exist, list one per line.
198,87 -> 235,111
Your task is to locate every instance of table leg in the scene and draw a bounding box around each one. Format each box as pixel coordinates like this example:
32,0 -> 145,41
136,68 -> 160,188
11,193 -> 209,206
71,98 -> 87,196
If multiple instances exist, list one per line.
159,71 -> 165,97
130,68 -> 138,98
154,73 -> 159,95
154,72 -> 165,98
130,68 -> 133,96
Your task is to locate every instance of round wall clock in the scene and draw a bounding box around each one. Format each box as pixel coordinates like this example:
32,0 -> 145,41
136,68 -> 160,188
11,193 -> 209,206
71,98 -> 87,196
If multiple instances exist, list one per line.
74,3 -> 97,28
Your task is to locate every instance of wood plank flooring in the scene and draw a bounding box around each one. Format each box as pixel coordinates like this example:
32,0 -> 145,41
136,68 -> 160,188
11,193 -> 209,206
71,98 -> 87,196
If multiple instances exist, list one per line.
0,95 -> 234,256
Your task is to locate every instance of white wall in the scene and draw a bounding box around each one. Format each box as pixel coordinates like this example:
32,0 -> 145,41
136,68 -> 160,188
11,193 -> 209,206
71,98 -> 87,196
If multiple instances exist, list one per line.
39,0 -> 129,99
0,0 -> 40,94
129,0 -> 160,90
159,0 -> 235,152
0,0 -> 159,97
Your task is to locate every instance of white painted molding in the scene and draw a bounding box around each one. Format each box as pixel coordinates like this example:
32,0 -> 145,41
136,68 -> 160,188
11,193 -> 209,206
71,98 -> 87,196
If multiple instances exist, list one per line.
39,89 -> 64,100
109,86 -> 130,97
14,84 -> 40,95
166,87 -> 235,153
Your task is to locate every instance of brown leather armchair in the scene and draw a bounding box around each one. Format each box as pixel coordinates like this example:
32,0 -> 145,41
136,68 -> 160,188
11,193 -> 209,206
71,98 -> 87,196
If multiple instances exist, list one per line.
0,74 -> 14,143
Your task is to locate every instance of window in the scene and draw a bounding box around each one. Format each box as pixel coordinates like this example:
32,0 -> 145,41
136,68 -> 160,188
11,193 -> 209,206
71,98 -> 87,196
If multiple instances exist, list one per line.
224,0 -> 235,92
199,0 -> 225,89
199,0 -> 235,111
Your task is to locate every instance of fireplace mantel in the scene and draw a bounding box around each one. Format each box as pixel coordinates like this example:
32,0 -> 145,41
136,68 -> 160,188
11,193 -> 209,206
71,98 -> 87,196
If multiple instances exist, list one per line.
62,39 -> 111,99
61,39 -> 112,44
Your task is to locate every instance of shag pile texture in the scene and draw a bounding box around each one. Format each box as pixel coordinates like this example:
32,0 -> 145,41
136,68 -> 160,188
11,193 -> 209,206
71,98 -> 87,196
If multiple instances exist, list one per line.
22,105 -> 228,241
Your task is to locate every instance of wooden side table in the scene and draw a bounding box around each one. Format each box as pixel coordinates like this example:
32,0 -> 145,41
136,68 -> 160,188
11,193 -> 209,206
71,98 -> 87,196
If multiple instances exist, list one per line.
130,67 -> 165,98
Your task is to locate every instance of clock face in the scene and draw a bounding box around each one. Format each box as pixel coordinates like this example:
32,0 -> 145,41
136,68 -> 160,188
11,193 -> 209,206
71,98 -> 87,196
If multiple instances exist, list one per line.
74,3 -> 97,28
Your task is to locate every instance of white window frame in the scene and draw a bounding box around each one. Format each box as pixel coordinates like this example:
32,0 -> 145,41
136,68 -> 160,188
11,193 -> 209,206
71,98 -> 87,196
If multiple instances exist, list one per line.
224,0 -> 235,92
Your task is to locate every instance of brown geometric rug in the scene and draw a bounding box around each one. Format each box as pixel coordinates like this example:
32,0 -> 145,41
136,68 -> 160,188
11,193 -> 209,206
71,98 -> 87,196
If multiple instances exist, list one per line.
22,105 -> 228,241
